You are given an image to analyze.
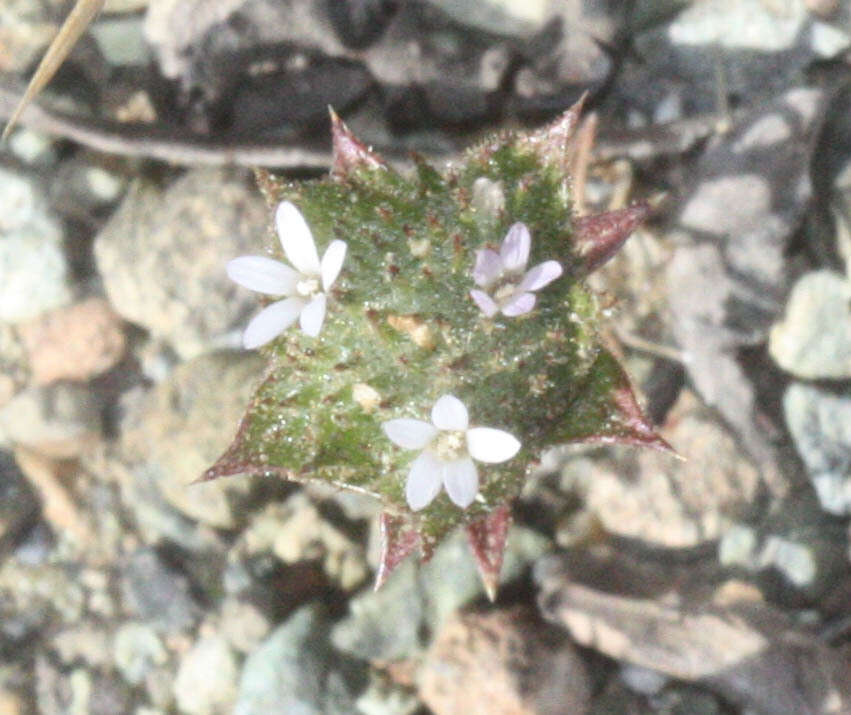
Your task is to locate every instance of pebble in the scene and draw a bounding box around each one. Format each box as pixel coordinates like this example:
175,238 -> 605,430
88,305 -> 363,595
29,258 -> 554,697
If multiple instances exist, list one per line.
7,128 -> 57,165
119,350 -> 265,529
119,549 -> 201,633
94,168 -> 269,360
0,169 -> 71,323
113,623 -> 168,686
0,689 -> 24,715
0,384 -> 101,459
420,607 -> 591,715
769,271 -> 851,379
234,604 -> 362,715
0,0 -> 58,73
18,298 -> 126,385
785,382 -> 851,515
174,634 -> 238,715
219,598 -> 271,653
91,16 -> 151,66
624,1 -> 841,117
560,390 -> 760,548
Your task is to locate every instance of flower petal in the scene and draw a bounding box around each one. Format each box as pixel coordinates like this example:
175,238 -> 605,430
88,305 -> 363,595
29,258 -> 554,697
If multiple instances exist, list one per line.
472,249 -> 502,287
431,394 -> 468,431
276,201 -> 321,275
242,297 -> 305,349
299,294 -> 327,337
500,222 -> 531,271
442,457 -> 479,508
470,289 -> 499,317
320,240 -> 347,291
467,427 -> 520,463
226,256 -> 299,295
406,451 -> 444,511
383,419 -> 438,450
519,260 -> 563,292
501,292 -> 536,316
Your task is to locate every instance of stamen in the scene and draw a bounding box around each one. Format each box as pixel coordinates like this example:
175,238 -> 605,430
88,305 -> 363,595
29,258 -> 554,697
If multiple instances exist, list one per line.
433,430 -> 466,460
296,277 -> 320,297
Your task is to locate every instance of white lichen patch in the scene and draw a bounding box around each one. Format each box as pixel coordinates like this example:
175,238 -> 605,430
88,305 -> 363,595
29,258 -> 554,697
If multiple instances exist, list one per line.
387,314 -> 435,350
353,383 -> 381,413
408,238 -> 431,257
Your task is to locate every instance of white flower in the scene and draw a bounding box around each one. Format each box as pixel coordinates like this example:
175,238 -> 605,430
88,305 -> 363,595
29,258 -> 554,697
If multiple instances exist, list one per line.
227,201 -> 347,348
469,222 -> 562,317
382,394 -> 521,511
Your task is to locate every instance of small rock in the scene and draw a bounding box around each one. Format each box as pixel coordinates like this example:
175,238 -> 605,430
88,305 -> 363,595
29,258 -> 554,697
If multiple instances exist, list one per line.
113,623 -> 168,686
241,494 -> 368,591
0,383 -> 101,458
86,674 -> 135,715
50,161 -> 128,216
144,0 -> 251,80
561,390 -> 760,548
18,298 -> 126,385
785,382 -> 851,514
0,0 -> 58,73
94,169 -> 268,359
536,566 -> 851,714
721,506 -> 846,601
90,16 -> 151,66
174,635 -> 238,715
119,350 -> 265,528
668,0 -> 808,52
0,450 -> 39,555
623,3 -> 837,120
512,2 -> 618,113
51,626 -> 111,668
619,664 -> 668,696
220,598 -> 270,653
769,271 -> 851,379
758,534 -> 818,588
0,169 -> 71,323
234,604 -> 363,715
0,689 -> 25,715
120,549 -> 201,633
420,607 -> 591,715
7,128 -> 57,165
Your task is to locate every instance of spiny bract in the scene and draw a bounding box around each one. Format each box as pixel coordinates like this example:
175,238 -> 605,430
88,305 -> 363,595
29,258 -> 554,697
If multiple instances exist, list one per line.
203,98 -> 671,598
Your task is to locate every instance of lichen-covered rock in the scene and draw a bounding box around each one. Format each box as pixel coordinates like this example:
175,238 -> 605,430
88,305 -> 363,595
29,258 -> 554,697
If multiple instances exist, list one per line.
94,168 -> 268,359
204,101 -> 668,594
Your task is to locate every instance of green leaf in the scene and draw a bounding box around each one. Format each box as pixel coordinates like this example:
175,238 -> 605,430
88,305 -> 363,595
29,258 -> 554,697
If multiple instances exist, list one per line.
205,104 -> 668,590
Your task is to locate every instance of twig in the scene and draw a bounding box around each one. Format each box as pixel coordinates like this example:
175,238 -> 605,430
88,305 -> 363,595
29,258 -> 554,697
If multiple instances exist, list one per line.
0,80 -> 725,168
0,82 -> 334,168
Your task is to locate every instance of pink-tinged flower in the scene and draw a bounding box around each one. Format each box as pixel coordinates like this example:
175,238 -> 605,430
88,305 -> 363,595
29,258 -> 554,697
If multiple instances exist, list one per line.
227,201 -> 347,348
470,222 -> 562,317
382,394 -> 521,511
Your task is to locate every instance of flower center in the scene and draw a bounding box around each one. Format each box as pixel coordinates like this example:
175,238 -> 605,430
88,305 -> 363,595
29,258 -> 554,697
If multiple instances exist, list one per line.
492,273 -> 522,304
296,276 -> 320,297
432,430 -> 466,461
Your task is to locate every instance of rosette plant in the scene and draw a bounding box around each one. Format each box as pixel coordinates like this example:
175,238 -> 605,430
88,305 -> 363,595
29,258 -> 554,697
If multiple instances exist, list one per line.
204,99 -> 671,598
